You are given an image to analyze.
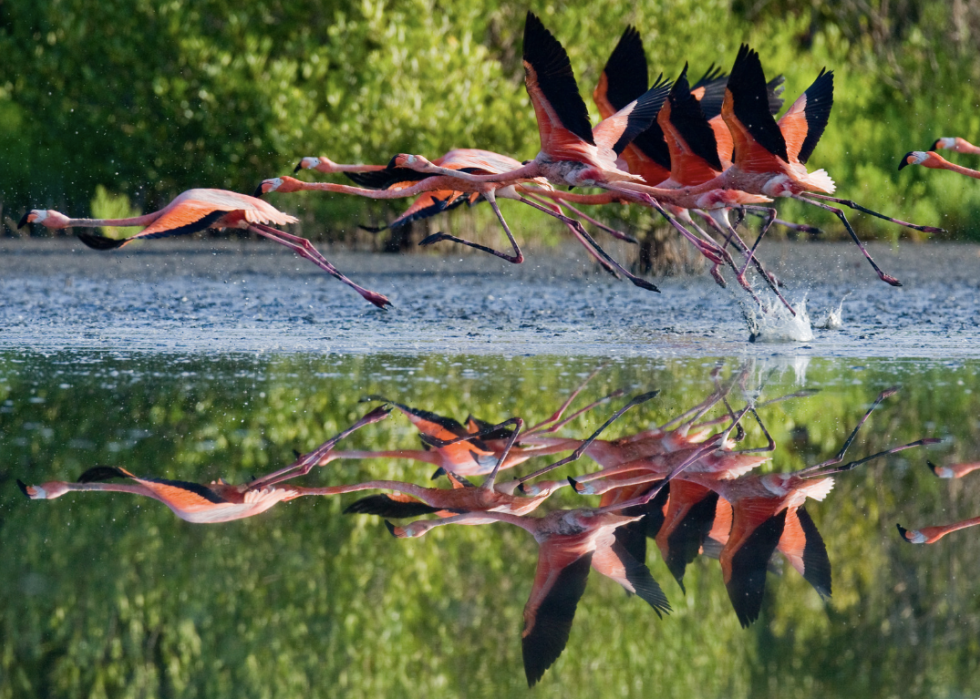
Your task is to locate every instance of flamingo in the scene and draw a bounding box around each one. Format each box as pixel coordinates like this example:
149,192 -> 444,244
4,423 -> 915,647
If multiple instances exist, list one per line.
700,46 -> 944,286
899,150 -> 980,179
394,14 -> 775,270
575,388 -> 937,626
927,460 -> 980,479
17,406 -> 392,522
387,507 -> 671,686
929,137 -> 980,155
18,189 -> 391,308
897,516 -> 980,544
258,149 -> 660,291
293,156 -> 386,174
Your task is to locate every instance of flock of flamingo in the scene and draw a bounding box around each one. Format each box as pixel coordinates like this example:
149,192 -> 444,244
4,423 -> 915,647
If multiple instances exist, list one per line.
17,12 -> 969,316
21,366 -> 970,686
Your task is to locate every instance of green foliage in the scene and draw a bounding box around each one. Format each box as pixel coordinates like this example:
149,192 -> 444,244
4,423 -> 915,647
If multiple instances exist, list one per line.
1,352 -> 979,697
0,0 -> 978,243
90,185 -> 142,238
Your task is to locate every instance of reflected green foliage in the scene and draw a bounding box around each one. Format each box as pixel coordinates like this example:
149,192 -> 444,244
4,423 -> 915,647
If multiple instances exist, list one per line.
1,1 -> 978,241
0,353 -> 978,697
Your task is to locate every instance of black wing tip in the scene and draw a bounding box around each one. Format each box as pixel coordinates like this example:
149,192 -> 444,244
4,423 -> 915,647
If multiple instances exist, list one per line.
16,479 -> 30,498
17,212 -> 31,229
77,232 -> 127,250
77,465 -> 127,483
897,152 -> 915,171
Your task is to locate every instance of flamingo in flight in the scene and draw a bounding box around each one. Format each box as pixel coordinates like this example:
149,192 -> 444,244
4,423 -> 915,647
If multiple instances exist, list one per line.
387,506 -> 671,686
17,406 -> 392,522
927,460 -> 980,479
18,189 -> 391,308
576,388 -> 937,626
897,516 -> 980,544
259,147 -> 660,291
394,13 -> 778,270
929,136 -> 980,155
703,46 -> 944,286
899,150 -> 980,179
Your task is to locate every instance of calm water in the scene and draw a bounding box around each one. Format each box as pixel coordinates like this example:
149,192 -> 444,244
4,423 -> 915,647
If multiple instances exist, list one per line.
2,352 -> 978,698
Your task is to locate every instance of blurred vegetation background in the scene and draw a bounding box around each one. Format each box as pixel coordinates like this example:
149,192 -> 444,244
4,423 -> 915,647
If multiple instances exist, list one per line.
1,352 -> 978,698
2,0 -> 980,256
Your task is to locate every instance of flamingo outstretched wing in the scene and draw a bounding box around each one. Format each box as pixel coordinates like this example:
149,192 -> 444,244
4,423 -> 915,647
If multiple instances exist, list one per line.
522,548 -> 593,687
723,45 -> 788,172
778,68 -> 834,165
777,506 -> 832,598
723,506 -> 787,627
523,11 -> 595,160
593,76 -> 672,157
656,482 -> 723,591
79,465 -> 231,512
660,65 -> 725,185
591,539 -> 671,617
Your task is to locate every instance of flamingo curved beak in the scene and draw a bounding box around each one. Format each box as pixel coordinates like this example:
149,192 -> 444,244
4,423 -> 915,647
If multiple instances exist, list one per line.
293,161 -> 304,174
252,183 -> 266,197
930,139 -> 942,151
17,212 -> 31,229
897,152 -> 915,171
16,479 -> 30,498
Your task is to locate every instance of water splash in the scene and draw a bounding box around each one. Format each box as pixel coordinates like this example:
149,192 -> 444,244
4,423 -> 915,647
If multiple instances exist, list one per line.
815,294 -> 849,330
745,297 -> 814,343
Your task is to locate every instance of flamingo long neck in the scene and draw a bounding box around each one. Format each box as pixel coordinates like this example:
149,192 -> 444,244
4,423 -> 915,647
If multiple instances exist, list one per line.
529,189 -> 622,205
331,163 -> 386,173
944,515 -> 980,534
67,481 -> 162,500
294,480 -> 430,498
326,449 -> 441,466
288,177 -> 461,198
938,159 -> 980,179
66,212 -> 162,228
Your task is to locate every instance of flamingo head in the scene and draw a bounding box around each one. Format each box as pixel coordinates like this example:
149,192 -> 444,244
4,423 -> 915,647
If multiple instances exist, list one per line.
930,137 -> 957,151
17,480 -> 69,499
898,151 -> 935,170
896,524 -> 926,544
293,156 -> 340,174
254,177 -> 304,197
18,209 -> 71,229
389,154 -> 432,171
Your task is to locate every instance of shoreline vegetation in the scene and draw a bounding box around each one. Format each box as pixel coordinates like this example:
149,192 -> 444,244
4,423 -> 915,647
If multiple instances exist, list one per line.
3,1 -> 980,253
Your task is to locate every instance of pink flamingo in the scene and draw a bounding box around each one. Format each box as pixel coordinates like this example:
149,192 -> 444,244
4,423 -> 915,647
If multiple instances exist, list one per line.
927,460 -> 980,479
17,406 -> 392,523
929,137 -> 980,155
899,150 -> 980,179
18,189 -> 391,308
897,516 -> 980,544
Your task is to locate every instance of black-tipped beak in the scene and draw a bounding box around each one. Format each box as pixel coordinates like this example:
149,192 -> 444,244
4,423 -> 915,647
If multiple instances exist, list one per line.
431,467 -> 446,480
16,479 -> 30,498
386,155 -> 399,170
896,523 -> 911,542
17,212 -> 30,229
897,152 -> 914,171
293,161 -> 304,174
252,184 -> 266,197
567,476 -> 580,492
930,139 -> 942,151
926,460 -> 938,475
384,520 -> 398,537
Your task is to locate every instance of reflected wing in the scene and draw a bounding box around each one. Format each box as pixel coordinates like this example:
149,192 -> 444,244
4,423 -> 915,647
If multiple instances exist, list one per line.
778,506 -> 831,597
343,493 -> 444,518
523,11 -> 595,160
657,483 -> 720,591
723,507 -> 786,627
607,481 -> 672,565
592,539 -> 670,617
778,69 -> 833,165
723,45 -> 788,171
522,550 -> 592,687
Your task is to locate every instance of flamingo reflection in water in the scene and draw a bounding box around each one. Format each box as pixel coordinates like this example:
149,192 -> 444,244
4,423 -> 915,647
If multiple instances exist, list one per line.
17,406 -> 391,523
